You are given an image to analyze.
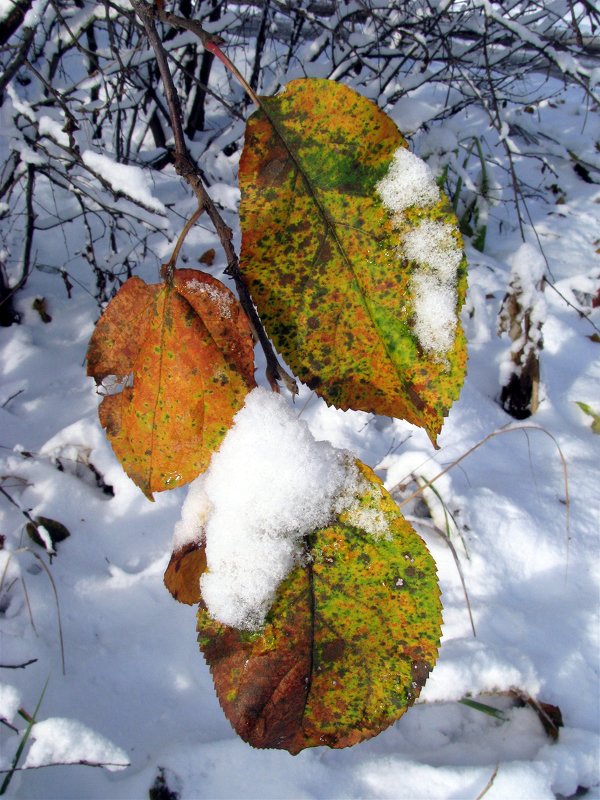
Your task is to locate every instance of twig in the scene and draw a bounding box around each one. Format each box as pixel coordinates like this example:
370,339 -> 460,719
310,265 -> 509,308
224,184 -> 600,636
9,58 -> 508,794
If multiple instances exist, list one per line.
161,205 -> 204,278
0,759 -> 130,773
475,764 -> 499,800
130,0 -> 297,395
543,276 -> 600,335
0,659 -> 38,669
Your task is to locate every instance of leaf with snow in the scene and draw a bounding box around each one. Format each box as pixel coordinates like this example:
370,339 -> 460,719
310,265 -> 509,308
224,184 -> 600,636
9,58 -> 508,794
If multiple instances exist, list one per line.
22,718 -> 129,771
239,78 -> 467,443
196,459 -> 441,753
86,270 -> 255,498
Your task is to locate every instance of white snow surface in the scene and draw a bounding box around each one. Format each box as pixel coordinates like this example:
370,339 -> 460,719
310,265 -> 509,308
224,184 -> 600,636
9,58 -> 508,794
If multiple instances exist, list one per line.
376,146 -> 441,212
81,151 -> 166,214
183,388 -> 370,629
0,684 -> 21,725
0,78 -> 598,800
22,718 -> 129,771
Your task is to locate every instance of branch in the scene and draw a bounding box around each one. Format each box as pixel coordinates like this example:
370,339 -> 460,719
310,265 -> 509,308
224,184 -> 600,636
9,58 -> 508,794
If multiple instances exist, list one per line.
129,0 -> 297,394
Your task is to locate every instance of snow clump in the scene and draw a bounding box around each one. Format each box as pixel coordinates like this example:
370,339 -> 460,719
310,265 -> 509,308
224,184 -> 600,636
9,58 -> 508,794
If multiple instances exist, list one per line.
23,718 -> 129,772
173,388 -> 387,630
376,146 -> 440,213
376,146 -> 463,358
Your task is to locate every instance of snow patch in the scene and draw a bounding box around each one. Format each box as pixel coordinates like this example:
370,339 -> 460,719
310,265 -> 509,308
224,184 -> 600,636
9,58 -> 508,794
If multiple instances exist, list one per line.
376,146 -> 440,213
0,683 -> 21,724
404,220 -> 462,357
376,148 -> 462,357
184,278 -> 234,319
82,151 -> 166,214
403,219 -> 463,282
23,718 -> 129,771
411,273 -> 457,354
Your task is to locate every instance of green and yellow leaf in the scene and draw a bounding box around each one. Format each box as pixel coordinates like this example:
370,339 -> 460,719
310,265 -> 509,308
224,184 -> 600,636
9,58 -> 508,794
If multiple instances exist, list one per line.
239,78 -> 467,443
197,462 -> 442,753
87,270 -> 255,498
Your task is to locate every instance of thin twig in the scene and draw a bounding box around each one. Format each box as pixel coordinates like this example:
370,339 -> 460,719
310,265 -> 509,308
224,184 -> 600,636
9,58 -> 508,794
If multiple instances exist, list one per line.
475,764 -> 499,800
0,659 -> 38,669
162,205 -> 204,278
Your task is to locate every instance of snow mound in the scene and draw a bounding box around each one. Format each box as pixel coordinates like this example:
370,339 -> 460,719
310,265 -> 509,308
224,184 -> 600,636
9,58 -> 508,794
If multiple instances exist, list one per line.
23,718 -> 129,772
174,388 -> 385,630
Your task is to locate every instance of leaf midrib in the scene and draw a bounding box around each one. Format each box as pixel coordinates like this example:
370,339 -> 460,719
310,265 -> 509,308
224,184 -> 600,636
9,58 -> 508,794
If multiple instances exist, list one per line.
256,97 -> 422,413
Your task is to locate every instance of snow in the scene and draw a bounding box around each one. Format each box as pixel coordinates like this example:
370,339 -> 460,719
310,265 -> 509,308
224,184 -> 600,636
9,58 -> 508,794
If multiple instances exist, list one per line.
81,151 -> 167,214
22,718 -> 129,771
377,148 -> 462,357
411,272 -> 458,355
402,219 -> 463,355
376,146 -> 440,213
183,388 -> 375,629
0,684 -> 21,725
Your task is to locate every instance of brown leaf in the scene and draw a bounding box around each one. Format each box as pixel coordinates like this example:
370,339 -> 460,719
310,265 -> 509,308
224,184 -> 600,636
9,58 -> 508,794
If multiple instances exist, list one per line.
164,541 -> 206,605
199,248 -> 216,266
87,270 -> 255,497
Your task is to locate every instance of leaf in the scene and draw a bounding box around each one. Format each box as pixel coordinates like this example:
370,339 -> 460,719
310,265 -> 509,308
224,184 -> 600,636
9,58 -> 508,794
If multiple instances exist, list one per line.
26,516 -> 70,553
164,541 -> 206,605
197,462 -> 441,753
87,270 -> 255,497
239,78 -> 467,443
575,401 -> 600,434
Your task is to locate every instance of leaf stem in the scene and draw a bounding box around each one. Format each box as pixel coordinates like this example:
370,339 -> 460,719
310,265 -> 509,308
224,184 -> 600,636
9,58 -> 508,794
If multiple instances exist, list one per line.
161,205 -> 204,281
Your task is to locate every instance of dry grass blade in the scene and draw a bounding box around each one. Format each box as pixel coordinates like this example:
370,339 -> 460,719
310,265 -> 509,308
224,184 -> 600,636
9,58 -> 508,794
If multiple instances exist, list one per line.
394,424 -> 570,544
475,764 -> 499,800
0,548 -> 66,675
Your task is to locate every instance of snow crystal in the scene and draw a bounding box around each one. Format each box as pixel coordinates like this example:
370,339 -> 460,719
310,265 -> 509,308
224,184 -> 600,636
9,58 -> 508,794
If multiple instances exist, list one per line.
411,273 -> 457,355
178,388 -> 380,630
376,147 -> 462,357
0,683 -> 20,724
82,151 -> 166,214
23,718 -> 129,771
376,146 -> 440,213
184,279 -> 234,319
402,219 -> 462,282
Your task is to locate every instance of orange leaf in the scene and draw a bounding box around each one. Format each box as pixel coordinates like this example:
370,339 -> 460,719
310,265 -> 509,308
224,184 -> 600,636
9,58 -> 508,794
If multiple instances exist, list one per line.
87,270 -> 255,497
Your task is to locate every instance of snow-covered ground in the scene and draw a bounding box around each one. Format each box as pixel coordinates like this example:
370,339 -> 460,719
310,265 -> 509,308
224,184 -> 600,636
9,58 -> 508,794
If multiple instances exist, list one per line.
1,71 -> 599,800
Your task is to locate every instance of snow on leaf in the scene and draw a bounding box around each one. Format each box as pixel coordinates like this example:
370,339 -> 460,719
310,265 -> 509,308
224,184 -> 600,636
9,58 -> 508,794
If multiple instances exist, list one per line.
86,270 -> 255,498
239,78 -> 467,443
196,461 -> 441,754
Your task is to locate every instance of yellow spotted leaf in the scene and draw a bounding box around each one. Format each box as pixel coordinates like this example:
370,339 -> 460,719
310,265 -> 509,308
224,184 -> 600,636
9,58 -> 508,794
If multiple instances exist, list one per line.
196,462 -> 441,753
87,270 -> 255,497
239,78 -> 467,443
